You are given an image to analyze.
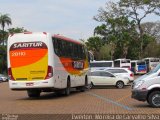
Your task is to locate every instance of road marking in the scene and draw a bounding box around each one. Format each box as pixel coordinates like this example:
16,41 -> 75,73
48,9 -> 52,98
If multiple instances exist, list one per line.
87,92 -> 133,111
116,94 -> 131,102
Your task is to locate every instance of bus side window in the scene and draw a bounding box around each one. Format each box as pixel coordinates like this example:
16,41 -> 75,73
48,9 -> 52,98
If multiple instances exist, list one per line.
53,38 -> 61,56
54,38 -> 63,57
61,40 -> 67,57
73,44 -> 79,59
65,41 -> 71,57
57,39 -> 63,56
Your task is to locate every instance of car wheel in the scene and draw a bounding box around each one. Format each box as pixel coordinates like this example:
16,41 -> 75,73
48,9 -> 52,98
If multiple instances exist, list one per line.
89,82 -> 94,89
116,81 -> 124,89
148,91 -> 160,108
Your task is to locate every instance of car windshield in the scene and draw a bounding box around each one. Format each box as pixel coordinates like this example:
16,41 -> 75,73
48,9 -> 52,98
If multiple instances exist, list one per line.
147,64 -> 160,75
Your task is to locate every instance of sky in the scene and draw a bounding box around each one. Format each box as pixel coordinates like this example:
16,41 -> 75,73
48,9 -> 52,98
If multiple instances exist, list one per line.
0,0 -> 159,40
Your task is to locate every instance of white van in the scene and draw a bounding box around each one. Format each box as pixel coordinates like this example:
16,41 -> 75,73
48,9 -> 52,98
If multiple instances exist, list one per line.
132,64 -> 160,107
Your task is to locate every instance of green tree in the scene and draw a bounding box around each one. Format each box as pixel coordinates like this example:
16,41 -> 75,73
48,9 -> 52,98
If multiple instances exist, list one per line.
141,21 -> 160,43
143,40 -> 160,58
94,15 -> 138,59
0,13 -> 12,46
119,0 -> 160,58
0,45 -> 7,73
94,0 -> 160,59
8,27 -> 27,34
99,44 -> 112,60
85,36 -> 104,60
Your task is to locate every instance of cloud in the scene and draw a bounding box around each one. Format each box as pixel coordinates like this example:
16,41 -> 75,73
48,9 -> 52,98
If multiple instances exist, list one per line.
1,0 -> 158,40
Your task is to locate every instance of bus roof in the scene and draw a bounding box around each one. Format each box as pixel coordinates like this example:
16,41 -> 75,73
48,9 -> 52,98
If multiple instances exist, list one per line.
9,32 -> 82,45
53,34 -> 82,45
114,58 -> 131,61
131,60 -> 145,62
143,57 -> 159,60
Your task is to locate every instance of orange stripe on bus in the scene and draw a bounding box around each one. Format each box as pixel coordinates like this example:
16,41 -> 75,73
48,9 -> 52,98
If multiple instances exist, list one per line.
10,49 -> 48,68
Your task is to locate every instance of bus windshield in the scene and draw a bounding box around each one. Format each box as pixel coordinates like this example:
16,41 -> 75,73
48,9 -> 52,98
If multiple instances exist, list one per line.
137,62 -> 146,65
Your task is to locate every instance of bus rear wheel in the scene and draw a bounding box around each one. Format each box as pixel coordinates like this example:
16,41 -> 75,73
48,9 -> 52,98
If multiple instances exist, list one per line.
64,79 -> 71,96
27,89 -> 41,98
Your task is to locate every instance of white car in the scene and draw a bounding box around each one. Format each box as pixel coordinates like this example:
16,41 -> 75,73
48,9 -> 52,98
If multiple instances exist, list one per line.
0,74 -> 8,82
104,67 -> 134,82
89,70 -> 129,88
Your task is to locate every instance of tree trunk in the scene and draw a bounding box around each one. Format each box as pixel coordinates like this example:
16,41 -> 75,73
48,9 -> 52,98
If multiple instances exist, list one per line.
138,20 -> 144,59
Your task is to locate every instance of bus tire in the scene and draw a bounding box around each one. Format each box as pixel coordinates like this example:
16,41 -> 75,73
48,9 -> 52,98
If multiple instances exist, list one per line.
85,76 -> 88,87
27,89 -> 40,98
64,78 -> 71,96
80,76 -> 88,92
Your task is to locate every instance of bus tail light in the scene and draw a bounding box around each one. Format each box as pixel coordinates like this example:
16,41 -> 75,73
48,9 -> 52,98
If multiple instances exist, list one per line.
45,66 -> 53,79
8,68 -> 15,80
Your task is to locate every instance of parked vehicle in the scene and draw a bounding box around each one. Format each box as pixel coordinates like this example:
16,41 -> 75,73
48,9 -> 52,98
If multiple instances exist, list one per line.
0,77 -> 3,83
89,70 -> 129,89
90,60 -> 114,71
0,74 -> 8,82
143,57 -> 160,72
131,60 -> 147,74
132,63 -> 160,107
114,58 -> 131,69
104,67 -> 134,82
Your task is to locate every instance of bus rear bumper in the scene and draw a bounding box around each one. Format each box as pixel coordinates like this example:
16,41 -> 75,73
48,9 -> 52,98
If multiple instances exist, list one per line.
9,78 -> 55,90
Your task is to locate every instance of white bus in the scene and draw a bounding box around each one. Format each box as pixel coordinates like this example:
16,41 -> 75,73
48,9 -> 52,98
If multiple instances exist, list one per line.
7,32 -> 90,97
90,60 -> 114,71
131,60 -> 147,74
114,59 -> 131,69
143,57 -> 160,72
